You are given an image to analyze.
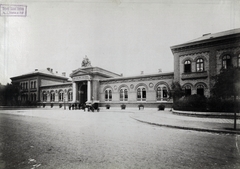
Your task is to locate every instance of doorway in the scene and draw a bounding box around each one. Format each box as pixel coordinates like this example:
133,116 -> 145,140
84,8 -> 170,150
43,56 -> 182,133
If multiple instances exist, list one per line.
79,84 -> 87,104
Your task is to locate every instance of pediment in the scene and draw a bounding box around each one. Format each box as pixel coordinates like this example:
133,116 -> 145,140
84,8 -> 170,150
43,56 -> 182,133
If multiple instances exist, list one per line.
70,69 -> 89,77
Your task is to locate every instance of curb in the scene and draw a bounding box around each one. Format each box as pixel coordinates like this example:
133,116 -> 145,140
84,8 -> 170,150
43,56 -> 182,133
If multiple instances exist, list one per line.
130,116 -> 240,135
172,109 -> 240,119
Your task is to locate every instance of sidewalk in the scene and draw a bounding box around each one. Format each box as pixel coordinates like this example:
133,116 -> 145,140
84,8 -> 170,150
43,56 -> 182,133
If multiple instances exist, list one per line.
129,109 -> 240,135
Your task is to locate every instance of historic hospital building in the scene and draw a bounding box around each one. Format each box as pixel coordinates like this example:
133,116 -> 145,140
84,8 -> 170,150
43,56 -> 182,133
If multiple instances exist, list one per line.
11,28 -> 240,108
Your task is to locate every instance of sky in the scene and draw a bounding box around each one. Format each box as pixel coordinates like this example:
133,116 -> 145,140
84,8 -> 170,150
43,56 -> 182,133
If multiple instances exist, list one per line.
1,0 -> 240,84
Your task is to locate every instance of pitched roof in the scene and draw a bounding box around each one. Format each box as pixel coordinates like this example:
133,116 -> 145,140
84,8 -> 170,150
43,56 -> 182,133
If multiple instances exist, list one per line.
171,28 -> 240,48
11,68 -> 68,80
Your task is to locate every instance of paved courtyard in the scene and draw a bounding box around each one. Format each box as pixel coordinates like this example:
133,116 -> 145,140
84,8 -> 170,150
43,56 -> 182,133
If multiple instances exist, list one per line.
0,109 -> 240,169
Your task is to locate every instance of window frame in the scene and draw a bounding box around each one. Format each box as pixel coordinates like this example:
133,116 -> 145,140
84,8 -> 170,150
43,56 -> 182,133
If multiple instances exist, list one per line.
105,89 -> 112,102
137,87 -> 146,102
196,85 -> 204,96
120,88 -> 128,102
196,58 -> 204,72
184,60 -> 191,73
184,85 -> 191,96
222,55 -> 231,69
156,85 -> 168,101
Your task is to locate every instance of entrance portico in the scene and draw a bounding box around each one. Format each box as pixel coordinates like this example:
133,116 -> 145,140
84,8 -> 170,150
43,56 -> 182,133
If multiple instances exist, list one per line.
69,65 -> 123,105
72,75 -> 92,104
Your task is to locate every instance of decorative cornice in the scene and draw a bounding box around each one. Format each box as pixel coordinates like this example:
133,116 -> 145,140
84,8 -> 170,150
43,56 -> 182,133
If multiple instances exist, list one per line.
100,75 -> 173,85
172,38 -> 240,53
216,46 -> 240,56
180,51 -> 209,58
40,84 -> 72,89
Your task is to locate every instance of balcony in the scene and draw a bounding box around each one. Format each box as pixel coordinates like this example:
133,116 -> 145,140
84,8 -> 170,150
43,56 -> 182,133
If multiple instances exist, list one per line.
181,71 -> 208,80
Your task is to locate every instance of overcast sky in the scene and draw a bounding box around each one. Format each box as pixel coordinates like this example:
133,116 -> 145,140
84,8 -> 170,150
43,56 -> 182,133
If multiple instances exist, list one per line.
1,0 -> 240,84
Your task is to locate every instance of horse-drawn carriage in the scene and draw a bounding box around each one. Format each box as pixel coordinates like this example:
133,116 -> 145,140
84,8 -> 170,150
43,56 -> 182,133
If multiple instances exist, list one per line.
85,101 -> 100,112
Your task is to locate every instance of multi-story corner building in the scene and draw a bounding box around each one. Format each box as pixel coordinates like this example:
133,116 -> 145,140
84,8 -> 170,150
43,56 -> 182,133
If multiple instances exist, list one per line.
10,28 -> 240,108
171,28 -> 240,97
10,68 -> 69,103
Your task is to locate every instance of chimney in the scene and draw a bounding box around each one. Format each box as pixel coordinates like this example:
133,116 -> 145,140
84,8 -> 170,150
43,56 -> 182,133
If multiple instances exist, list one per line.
158,69 -> 162,73
120,73 -> 123,76
56,71 -> 58,74
202,33 -> 211,36
141,71 -> 144,75
47,68 -> 50,71
62,72 -> 66,76
35,69 -> 38,71
50,69 -> 53,73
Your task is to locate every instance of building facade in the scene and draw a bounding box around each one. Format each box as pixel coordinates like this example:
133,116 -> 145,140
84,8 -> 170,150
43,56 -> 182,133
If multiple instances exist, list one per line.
11,28 -> 240,109
171,28 -> 240,97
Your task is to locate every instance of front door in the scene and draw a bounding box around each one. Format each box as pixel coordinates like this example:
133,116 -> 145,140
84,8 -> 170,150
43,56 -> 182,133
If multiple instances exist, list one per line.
79,84 -> 87,104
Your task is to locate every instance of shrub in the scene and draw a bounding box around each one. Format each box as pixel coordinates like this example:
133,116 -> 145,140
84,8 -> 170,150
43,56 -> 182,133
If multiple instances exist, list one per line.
173,94 -> 207,112
207,98 -> 239,112
59,104 -> 62,108
121,104 -> 126,110
138,104 -> 144,110
43,104 -> 45,108
106,104 -> 110,109
51,103 -> 54,108
158,104 -> 165,111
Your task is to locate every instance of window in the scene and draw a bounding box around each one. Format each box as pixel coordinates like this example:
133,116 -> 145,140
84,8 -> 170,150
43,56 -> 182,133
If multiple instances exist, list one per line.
31,82 -> 33,89
184,85 -> 191,96
68,90 -> 73,101
34,81 -> 36,88
156,85 -> 168,101
26,82 -> 28,89
196,58 -> 204,72
50,92 -> 55,102
197,85 -> 204,96
222,55 -> 231,69
105,89 -> 112,101
42,92 -> 47,102
59,91 -> 64,102
137,87 -> 146,101
184,60 -> 191,73
120,88 -> 128,101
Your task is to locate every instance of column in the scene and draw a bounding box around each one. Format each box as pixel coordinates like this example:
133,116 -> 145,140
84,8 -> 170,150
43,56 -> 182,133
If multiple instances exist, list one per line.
87,80 -> 91,102
72,82 -> 77,102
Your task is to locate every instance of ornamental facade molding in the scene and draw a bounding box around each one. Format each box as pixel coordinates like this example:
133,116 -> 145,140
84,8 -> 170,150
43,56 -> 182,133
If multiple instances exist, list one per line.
172,38 -> 240,53
41,84 -> 72,89
100,75 -> 173,84
216,46 -> 240,57
180,51 -> 209,59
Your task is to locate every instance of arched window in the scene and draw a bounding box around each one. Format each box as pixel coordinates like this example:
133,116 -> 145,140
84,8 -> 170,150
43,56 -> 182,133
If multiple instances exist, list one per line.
105,89 -> 112,101
197,85 -> 204,96
184,85 -> 191,96
34,81 -> 36,89
120,88 -> 128,101
59,90 -> 64,102
137,87 -> 146,101
184,60 -> 191,73
50,91 -> 55,102
42,92 -> 47,102
68,90 -> 73,101
156,85 -> 168,101
222,55 -> 231,69
196,58 -> 204,72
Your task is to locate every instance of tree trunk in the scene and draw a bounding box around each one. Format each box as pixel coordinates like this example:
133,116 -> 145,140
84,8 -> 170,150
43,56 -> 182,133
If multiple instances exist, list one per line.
234,95 -> 237,130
